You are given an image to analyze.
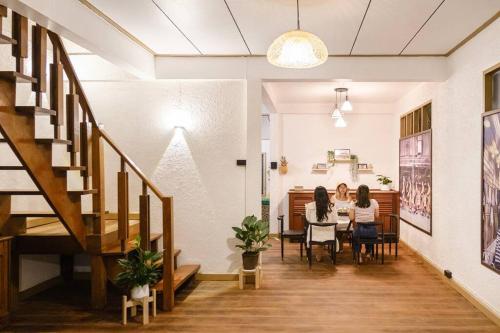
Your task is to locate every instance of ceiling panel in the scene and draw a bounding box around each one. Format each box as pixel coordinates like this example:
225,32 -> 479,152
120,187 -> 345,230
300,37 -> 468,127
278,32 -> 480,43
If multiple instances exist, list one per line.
88,0 -> 197,54
225,0 -> 298,54
403,0 -> 500,54
300,0 -> 370,54
352,0 -> 442,55
153,0 -> 249,54
264,81 -> 420,104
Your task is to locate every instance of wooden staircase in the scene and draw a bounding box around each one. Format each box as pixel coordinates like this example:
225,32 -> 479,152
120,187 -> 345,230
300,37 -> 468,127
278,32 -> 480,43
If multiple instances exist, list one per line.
0,6 -> 199,311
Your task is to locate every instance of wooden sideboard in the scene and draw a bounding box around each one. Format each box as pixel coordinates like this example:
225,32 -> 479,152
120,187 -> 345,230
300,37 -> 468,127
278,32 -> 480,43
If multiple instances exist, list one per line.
288,189 -> 400,231
0,237 -> 12,328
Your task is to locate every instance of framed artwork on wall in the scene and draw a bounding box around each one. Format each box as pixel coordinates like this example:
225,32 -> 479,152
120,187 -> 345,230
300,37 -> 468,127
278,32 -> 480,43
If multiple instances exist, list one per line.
399,130 -> 432,235
481,63 -> 500,274
333,149 -> 350,160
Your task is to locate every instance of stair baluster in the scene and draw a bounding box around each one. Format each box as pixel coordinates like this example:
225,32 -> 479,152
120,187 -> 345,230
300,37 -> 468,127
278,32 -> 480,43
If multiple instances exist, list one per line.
31,24 -> 47,106
117,158 -> 129,252
11,12 -> 27,74
139,181 -> 150,250
50,46 -> 64,139
66,81 -> 80,166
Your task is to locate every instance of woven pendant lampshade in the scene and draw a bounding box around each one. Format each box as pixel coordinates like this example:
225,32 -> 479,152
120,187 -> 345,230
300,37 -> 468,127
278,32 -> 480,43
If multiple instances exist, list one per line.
267,29 -> 328,69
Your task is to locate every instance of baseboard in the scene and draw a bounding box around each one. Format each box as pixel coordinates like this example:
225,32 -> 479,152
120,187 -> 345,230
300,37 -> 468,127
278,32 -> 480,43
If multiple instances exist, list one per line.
19,276 -> 63,300
401,240 -> 500,326
196,273 -> 238,281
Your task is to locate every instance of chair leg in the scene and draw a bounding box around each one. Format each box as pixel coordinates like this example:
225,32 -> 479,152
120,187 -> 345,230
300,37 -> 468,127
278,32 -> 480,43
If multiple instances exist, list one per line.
308,245 -> 312,269
375,242 -> 379,260
389,241 -> 392,254
381,239 -> 385,264
395,241 -> 398,259
281,236 -> 284,261
300,241 -> 303,259
333,242 -> 336,265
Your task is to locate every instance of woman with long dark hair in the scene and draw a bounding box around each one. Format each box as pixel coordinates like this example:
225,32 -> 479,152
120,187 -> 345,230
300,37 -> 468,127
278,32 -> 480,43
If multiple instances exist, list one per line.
349,185 -> 379,263
305,186 -> 337,261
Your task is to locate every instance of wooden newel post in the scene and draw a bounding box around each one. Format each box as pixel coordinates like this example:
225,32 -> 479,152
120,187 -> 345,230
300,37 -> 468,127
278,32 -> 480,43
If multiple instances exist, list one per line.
162,197 -> 174,311
31,24 -> 47,107
118,158 -> 129,251
50,46 -> 64,139
11,12 -> 27,74
91,126 -> 105,234
139,182 -> 150,250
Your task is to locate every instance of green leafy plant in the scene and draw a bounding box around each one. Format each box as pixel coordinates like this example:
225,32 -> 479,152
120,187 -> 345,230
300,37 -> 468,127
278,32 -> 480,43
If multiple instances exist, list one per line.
376,174 -> 393,185
115,236 -> 162,289
232,215 -> 271,254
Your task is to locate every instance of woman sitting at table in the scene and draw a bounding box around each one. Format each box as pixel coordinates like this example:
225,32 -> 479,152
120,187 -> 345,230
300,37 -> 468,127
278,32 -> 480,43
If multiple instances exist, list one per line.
349,184 -> 379,263
332,182 -> 353,231
305,186 -> 338,261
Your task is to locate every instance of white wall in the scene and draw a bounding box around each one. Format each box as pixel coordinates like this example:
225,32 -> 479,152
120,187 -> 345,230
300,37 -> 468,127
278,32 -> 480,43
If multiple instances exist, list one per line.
394,19 -> 500,317
270,103 -> 398,232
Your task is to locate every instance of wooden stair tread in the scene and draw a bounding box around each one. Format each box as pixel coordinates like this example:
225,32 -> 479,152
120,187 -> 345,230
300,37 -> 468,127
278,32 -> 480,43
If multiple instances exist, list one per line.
101,232 -> 162,256
0,166 -> 25,170
23,219 -> 140,236
35,138 -> 72,145
0,71 -> 37,83
53,166 -> 87,171
11,211 -> 98,218
155,264 -> 200,292
16,106 -> 56,116
0,34 -> 16,45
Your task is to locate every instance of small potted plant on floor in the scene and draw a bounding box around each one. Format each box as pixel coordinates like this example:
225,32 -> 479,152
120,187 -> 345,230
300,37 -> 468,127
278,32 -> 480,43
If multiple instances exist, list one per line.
232,215 -> 271,270
115,236 -> 162,300
376,174 -> 393,191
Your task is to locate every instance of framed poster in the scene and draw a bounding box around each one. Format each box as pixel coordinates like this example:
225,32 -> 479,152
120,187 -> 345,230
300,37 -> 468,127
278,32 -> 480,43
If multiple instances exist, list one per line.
481,110 -> 500,273
399,130 -> 432,235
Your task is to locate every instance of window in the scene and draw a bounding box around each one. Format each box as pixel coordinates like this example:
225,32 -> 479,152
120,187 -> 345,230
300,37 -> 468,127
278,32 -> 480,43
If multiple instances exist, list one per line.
400,102 -> 431,138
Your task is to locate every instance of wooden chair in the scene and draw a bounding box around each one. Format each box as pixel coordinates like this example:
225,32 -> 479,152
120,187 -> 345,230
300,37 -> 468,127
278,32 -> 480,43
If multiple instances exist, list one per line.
305,220 -> 338,269
277,215 -> 306,260
381,214 -> 400,258
337,220 -> 353,252
352,221 -> 384,264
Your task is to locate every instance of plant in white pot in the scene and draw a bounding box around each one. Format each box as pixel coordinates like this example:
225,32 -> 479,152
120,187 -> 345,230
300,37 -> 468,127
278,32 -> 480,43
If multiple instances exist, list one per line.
115,236 -> 162,300
376,174 -> 393,191
232,215 -> 271,270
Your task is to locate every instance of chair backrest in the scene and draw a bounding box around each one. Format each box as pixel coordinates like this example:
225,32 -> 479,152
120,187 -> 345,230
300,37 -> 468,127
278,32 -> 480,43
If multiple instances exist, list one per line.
277,215 -> 284,235
389,214 -> 400,237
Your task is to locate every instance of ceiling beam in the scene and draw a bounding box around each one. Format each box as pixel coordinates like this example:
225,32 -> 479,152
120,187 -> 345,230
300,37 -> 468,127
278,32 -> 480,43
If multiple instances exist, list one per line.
1,0 -> 155,79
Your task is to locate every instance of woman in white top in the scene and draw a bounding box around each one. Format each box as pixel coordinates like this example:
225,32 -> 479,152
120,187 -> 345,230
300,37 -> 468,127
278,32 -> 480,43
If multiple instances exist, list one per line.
332,182 -> 353,231
305,186 -> 338,261
349,185 -> 379,262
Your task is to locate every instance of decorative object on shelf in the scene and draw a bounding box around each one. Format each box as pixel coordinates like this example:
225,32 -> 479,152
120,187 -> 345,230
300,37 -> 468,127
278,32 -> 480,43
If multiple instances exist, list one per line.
376,174 -> 393,191
350,154 -> 359,182
279,156 -> 288,174
327,150 -> 335,163
293,185 -> 304,190
267,0 -> 328,69
122,288 -> 157,325
312,162 -> 329,172
357,163 -> 368,169
399,130 -> 432,235
232,215 -> 271,270
115,236 -> 162,300
333,148 -> 350,160
316,163 -> 327,169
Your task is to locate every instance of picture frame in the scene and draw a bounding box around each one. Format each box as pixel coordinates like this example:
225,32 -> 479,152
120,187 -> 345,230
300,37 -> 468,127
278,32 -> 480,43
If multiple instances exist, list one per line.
315,163 -> 327,169
357,163 -> 368,169
333,149 -> 350,160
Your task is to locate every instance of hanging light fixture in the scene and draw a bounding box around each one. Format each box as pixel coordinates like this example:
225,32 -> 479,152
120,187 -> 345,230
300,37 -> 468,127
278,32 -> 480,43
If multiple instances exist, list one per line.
335,115 -> 347,128
267,0 -> 328,69
331,90 -> 341,119
334,87 -> 353,112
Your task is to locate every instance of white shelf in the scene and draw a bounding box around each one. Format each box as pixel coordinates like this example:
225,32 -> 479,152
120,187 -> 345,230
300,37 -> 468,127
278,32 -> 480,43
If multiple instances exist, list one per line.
312,168 -> 329,172
357,168 -> 373,172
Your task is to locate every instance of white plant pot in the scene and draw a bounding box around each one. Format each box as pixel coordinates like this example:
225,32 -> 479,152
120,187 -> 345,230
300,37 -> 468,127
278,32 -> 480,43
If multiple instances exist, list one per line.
381,184 -> 390,191
131,284 -> 149,300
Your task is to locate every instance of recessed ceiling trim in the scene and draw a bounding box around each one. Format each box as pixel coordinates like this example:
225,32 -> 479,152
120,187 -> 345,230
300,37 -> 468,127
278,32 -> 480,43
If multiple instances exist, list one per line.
223,0 -> 252,55
349,0 -> 372,55
399,0 -> 446,55
78,0 -> 155,55
445,10 -> 500,56
155,53 -> 446,58
151,0 -> 202,55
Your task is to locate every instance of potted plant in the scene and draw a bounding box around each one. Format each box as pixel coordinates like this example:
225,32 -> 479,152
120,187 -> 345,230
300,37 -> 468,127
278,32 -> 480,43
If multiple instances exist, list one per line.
232,215 -> 271,270
279,156 -> 288,175
115,236 -> 162,300
376,174 -> 393,191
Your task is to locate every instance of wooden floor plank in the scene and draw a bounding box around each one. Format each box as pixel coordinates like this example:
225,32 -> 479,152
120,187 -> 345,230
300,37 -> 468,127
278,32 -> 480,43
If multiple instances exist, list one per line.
6,240 -> 500,332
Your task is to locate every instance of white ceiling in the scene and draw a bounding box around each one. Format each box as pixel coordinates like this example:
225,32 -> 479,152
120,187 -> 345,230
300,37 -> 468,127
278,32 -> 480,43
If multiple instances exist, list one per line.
85,0 -> 499,56
263,81 -> 421,104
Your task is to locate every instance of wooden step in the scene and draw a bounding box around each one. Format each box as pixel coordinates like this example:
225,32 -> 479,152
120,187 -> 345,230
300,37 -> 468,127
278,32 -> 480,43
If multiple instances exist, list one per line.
0,34 -> 16,45
101,233 -> 163,256
0,166 -> 25,170
0,71 -> 37,83
53,166 -> 86,172
35,138 -> 72,145
16,106 -> 56,116
0,189 -> 96,195
155,264 -> 200,292
11,211 -> 98,218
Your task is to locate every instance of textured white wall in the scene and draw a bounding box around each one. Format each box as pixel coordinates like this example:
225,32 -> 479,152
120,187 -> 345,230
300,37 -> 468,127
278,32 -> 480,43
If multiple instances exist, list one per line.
394,20 -> 500,317
270,105 -> 398,232
82,80 -> 250,273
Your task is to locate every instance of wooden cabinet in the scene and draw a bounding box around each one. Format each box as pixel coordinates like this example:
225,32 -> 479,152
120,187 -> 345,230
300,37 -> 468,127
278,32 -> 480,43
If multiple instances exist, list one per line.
0,237 -> 12,328
288,190 -> 399,231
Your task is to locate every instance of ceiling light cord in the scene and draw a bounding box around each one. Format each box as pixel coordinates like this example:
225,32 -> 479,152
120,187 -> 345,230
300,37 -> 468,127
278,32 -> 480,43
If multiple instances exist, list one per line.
296,0 -> 301,30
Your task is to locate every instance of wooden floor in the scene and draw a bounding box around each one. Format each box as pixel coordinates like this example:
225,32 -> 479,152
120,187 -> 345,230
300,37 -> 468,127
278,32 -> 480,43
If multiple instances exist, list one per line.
6,239 -> 499,332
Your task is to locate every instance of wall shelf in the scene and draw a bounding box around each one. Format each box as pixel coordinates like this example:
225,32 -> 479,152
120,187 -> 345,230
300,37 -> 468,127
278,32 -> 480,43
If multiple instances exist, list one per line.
357,168 -> 373,172
311,168 -> 329,172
